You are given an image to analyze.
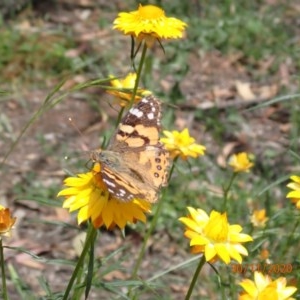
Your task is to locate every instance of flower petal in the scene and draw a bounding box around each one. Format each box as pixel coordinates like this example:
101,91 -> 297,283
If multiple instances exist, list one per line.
58,170 -> 152,229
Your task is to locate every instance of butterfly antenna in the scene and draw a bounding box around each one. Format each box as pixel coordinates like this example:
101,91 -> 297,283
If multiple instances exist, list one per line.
68,117 -> 89,152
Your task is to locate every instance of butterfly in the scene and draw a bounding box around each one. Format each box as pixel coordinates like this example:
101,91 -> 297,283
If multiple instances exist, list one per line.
90,95 -> 169,202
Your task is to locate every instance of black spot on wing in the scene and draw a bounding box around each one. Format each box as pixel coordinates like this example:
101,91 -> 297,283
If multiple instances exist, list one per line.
117,129 -> 150,145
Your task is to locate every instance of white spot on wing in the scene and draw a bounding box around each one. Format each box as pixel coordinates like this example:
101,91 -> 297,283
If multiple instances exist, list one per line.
147,112 -> 154,119
130,108 -> 143,118
103,179 -> 116,187
119,189 -> 126,196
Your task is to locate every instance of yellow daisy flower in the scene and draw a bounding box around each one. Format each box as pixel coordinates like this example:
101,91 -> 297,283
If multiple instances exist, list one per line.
113,4 -> 187,47
0,205 -> 16,237
228,152 -> 254,173
239,271 -> 297,300
286,175 -> 300,209
250,209 -> 268,227
179,207 -> 253,264
161,128 -> 206,160
57,164 -> 151,229
107,73 -> 151,106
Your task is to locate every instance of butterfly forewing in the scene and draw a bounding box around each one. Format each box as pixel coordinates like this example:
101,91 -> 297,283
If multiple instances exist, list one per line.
108,95 -> 162,150
92,95 -> 169,203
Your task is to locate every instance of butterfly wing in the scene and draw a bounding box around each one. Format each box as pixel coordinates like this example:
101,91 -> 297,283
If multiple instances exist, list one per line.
93,95 -> 169,202
108,95 -> 162,151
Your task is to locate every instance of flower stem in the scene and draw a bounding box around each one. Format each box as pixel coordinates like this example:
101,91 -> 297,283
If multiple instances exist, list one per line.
0,238 -> 8,300
184,255 -> 206,300
222,172 -> 237,211
130,158 -> 177,276
115,106 -> 125,128
129,158 -> 177,297
128,158 -> 177,296
129,42 -> 148,108
63,224 -> 97,300
281,217 -> 299,256
129,191 -> 165,280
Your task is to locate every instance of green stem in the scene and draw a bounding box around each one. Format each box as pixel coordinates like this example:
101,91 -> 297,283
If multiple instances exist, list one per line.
115,106 -> 125,128
227,270 -> 234,300
129,42 -> 148,108
129,190 -> 166,283
168,157 -> 177,180
184,255 -> 206,300
222,172 -> 237,212
0,238 -> 8,300
114,42 -> 148,129
73,262 -> 84,300
129,158 -> 178,297
63,224 -> 97,300
281,217 -> 299,257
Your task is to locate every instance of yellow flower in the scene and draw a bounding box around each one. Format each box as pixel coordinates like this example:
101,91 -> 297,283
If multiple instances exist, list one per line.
179,207 -> 253,264
107,73 -> 151,106
250,209 -> 268,227
286,175 -> 300,209
57,163 -> 151,229
259,248 -> 270,261
113,4 -> 187,47
161,128 -> 206,160
239,271 -> 297,300
228,152 -> 254,173
0,206 -> 16,237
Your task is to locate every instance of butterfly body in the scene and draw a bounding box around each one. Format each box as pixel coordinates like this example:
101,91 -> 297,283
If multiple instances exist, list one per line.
91,95 -> 169,203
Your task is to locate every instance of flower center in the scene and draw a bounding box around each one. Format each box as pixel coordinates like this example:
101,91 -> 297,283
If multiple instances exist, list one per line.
204,214 -> 229,242
138,4 -> 165,20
